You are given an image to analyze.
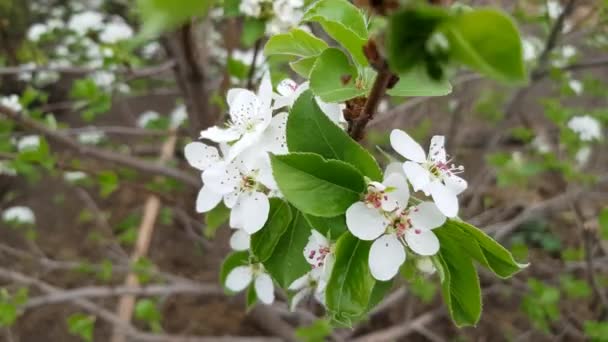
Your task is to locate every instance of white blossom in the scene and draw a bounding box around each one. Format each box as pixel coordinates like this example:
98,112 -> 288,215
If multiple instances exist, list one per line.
77,130 -> 105,145
345,168 -> 446,281
2,206 -> 35,225
547,1 -> 563,20
1,95 -> 22,112
17,135 -> 41,151
575,146 -> 592,167
567,115 -> 602,141
137,111 -> 160,128
68,11 -> 104,35
63,171 -> 87,183
226,263 -> 275,304
390,130 -> 467,218
170,105 -> 188,128
27,23 -> 49,41
99,18 -> 133,44
91,71 -> 115,89
0,161 -> 17,176
568,79 -> 583,95
416,257 -> 436,275
229,229 -> 251,251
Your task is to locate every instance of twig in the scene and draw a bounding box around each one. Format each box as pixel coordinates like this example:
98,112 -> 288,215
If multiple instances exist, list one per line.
0,60 -> 175,78
111,131 -> 178,342
24,283 -> 222,309
349,66 -> 393,141
246,39 -> 262,90
248,305 -> 297,342
351,309 -> 442,342
0,104 -> 198,187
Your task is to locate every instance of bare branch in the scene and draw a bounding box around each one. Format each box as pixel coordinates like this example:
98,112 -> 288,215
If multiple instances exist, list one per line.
351,309 -> 442,342
0,60 -> 175,79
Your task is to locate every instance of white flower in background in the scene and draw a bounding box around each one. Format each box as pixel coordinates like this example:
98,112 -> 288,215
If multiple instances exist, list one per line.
568,79 -> 583,95
203,156 -> 275,234
91,71 -> 115,89
567,115 -> 602,141
0,95 -> 22,112
273,79 -> 346,126
546,1 -> 563,20
390,130 -> 467,218
2,206 -> 35,225
0,161 -> 17,176
239,0 -> 263,17
17,62 -> 35,82
346,169 -> 446,280
17,135 -> 41,151
142,42 -> 161,59
522,37 -> 542,62
561,45 -> 577,59
199,73 -> 276,160
170,105 -> 187,128
68,11 -> 104,35
289,229 -> 334,310
267,0 -> 304,35
27,23 -> 49,41
99,18 -> 133,44
225,263 -> 275,304
137,111 -> 160,128
78,130 -> 105,145
63,171 -> 87,183
532,135 -> 552,153
230,229 -> 251,251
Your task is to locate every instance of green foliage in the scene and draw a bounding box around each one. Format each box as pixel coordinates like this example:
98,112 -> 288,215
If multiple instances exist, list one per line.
97,170 -> 119,198
263,210 -> 312,288
70,79 -> 111,122
264,28 -> 329,78
522,278 -> 560,333
251,199 -> 293,261
325,233 -> 375,326
309,48 -> 368,102
205,203 -> 231,238
584,320 -> 608,342
67,313 -> 95,342
440,9 -> 526,83
287,90 -> 382,180
295,319 -> 333,342
241,18 -> 266,47
135,299 -> 163,332
559,275 -> 591,299
303,214 -> 348,239
387,67 -> 452,97
302,0 -> 369,66
599,208 -> 608,240
136,0 -> 214,39
270,153 -> 365,217
0,288 -> 28,327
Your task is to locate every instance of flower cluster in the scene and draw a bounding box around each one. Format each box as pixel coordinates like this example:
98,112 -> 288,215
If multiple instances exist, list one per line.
345,129 -> 467,281
239,0 -> 305,35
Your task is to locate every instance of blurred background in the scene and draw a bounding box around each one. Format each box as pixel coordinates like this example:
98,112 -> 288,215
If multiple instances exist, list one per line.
0,0 -> 607,341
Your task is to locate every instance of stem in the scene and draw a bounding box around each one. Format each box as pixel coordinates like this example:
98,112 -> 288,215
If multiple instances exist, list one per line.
349,65 -> 392,141
247,38 -> 262,90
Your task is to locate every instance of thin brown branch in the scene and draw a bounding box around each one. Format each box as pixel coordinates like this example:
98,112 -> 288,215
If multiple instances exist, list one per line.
0,104 -> 199,187
246,39 -> 262,90
534,0 -> 577,77
0,60 -> 175,78
351,309 -> 442,342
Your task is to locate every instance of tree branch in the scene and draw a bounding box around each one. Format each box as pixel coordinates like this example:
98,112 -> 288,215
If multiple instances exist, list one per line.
0,104 -> 199,187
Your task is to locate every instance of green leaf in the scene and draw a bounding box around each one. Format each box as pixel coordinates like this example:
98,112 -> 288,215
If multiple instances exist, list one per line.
287,90 -> 382,180
135,299 -> 162,332
295,319 -> 333,342
205,203 -> 230,238
368,280 -> 393,310
242,18 -> 266,47
136,0 -> 214,39
67,313 -> 95,342
440,9 -> 526,82
270,153 -> 365,217
599,208 -> 608,240
246,285 -> 258,310
263,210 -> 312,288
386,7 -> 449,73
304,214 -> 347,239
436,237 -> 481,327
310,48 -> 368,103
303,0 -> 369,66
264,28 -> 328,57
220,251 -> 249,292
387,67 -> 452,97
326,233 -> 375,326
251,199 -> 293,262
437,219 -> 528,278
97,170 -> 118,198
290,56 -> 318,78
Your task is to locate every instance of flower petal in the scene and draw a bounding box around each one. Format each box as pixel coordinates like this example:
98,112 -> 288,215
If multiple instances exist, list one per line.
427,181 -> 459,218
369,234 -> 406,281
224,190 -> 240,209
402,161 -> 431,192
382,172 -> 410,211
199,126 -> 241,142
202,162 -> 240,195
195,185 -> 223,213
258,112 -> 288,155
345,202 -> 388,241
384,162 -> 404,177
405,229 -> 439,256
227,88 -> 249,107
428,135 -> 446,163
409,201 -> 446,230
184,142 -> 220,171
257,72 -> 273,112
233,191 -> 270,234
303,230 -> 329,266
230,229 -> 251,251
226,266 -> 253,292
229,89 -> 259,125
276,79 -> 297,97
390,129 -> 426,163
254,273 -> 275,304
226,129 -> 264,161
288,273 -> 309,291
444,174 -> 468,195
